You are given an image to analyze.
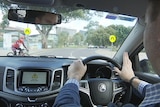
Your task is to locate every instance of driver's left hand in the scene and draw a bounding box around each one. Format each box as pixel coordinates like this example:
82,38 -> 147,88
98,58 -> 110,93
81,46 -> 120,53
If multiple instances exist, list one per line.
67,60 -> 87,81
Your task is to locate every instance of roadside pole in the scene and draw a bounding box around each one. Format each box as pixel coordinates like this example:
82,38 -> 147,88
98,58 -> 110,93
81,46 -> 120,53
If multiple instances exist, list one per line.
109,35 -> 116,51
24,25 -> 31,50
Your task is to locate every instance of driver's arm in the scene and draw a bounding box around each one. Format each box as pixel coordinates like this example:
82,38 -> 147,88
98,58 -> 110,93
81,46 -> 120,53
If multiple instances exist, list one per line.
53,60 -> 87,107
114,52 -> 151,97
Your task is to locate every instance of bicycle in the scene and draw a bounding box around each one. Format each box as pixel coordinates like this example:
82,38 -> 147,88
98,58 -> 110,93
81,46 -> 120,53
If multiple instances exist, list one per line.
7,49 -> 29,56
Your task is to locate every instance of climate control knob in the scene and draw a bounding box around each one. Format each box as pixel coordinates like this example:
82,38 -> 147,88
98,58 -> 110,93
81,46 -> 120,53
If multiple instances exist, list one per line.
41,103 -> 48,107
15,103 -> 24,107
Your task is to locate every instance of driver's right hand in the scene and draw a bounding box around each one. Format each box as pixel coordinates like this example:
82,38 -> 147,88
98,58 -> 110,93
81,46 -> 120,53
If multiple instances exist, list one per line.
114,52 -> 135,82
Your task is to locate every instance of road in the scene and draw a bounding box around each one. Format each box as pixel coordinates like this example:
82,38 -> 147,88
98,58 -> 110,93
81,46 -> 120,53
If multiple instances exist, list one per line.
1,48 -> 116,58
30,48 -> 116,58
0,48 -> 147,60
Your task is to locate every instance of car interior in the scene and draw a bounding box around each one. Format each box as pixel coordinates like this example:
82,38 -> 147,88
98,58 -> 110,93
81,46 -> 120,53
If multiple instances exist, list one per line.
0,0 -> 160,107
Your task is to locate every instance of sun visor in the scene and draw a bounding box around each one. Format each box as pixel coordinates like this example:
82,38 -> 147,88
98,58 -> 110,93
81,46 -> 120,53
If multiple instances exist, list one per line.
6,0 -> 55,6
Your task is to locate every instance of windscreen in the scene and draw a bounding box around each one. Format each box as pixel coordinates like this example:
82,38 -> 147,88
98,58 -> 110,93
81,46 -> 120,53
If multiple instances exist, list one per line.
0,5 -> 137,58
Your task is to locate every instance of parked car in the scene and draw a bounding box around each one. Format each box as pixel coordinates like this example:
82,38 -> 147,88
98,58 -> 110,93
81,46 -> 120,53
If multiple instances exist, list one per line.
0,0 -> 159,107
88,45 -> 99,49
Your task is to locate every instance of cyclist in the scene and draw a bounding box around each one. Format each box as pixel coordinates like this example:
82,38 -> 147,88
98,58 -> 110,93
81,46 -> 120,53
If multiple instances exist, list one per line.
12,36 -> 28,55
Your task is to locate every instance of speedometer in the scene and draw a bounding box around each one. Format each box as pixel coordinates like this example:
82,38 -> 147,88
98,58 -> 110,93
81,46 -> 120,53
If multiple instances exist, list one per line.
95,66 -> 112,79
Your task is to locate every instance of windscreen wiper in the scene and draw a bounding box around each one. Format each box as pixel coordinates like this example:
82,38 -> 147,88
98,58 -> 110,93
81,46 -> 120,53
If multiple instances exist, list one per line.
39,55 -> 56,58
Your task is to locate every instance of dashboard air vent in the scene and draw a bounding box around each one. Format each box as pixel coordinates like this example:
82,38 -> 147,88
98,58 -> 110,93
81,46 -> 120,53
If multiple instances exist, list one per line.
52,70 -> 62,90
6,69 -> 14,90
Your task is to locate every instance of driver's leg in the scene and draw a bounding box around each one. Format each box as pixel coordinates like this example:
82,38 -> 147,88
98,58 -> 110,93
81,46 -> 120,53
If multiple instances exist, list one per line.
107,102 -> 135,107
107,102 -> 118,107
122,104 -> 135,107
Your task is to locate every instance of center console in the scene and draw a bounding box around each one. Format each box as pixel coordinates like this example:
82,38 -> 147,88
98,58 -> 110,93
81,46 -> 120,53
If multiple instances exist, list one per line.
3,67 -> 64,107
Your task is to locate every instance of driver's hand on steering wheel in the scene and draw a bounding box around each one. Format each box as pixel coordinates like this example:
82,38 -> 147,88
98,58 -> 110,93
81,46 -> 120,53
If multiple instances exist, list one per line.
114,52 -> 135,82
67,60 -> 87,81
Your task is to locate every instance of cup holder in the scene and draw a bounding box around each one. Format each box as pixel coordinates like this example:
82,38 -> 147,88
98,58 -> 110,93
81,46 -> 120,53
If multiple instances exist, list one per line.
0,98 -> 9,107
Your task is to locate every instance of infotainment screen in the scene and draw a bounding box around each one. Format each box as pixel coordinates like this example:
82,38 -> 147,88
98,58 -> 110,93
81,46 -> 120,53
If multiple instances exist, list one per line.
21,71 -> 48,85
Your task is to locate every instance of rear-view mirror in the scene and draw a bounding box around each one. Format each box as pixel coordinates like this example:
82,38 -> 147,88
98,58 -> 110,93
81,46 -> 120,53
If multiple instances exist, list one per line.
8,9 -> 62,25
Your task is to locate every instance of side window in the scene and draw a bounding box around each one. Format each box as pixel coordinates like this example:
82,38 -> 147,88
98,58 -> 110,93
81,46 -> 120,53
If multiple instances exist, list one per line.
138,49 -> 155,74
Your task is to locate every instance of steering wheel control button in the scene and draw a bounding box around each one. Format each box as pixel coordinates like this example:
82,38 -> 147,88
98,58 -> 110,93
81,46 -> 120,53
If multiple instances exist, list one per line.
98,83 -> 107,92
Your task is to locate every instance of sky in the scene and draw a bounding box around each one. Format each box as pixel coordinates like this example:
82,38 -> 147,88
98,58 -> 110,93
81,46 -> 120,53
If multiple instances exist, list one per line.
57,12 -> 137,32
58,15 -> 137,31
0,11 -> 137,35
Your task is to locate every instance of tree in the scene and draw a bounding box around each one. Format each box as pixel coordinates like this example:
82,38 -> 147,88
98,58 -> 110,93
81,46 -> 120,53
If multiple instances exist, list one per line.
85,23 -> 132,48
57,31 -> 69,47
35,25 -> 53,48
0,14 -> 9,29
72,32 -> 84,45
35,8 -> 91,48
107,25 -> 132,46
84,21 -> 99,30
85,25 -> 115,47
0,4 -> 9,29
56,8 -> 91,23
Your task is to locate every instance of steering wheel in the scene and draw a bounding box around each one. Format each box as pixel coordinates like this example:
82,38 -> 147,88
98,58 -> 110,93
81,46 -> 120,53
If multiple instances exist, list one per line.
80,55 -> 132,106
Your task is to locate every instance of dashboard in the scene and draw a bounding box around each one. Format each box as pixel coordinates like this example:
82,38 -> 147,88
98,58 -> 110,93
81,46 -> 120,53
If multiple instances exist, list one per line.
0,56 -> 113,107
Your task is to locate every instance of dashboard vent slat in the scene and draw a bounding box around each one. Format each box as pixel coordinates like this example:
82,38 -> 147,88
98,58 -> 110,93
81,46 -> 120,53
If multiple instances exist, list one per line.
6,69 -> 14,90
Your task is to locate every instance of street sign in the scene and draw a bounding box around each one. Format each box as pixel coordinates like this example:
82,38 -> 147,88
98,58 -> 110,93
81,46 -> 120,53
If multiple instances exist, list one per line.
109,35 -> 116,43
24,28 -> 31,35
